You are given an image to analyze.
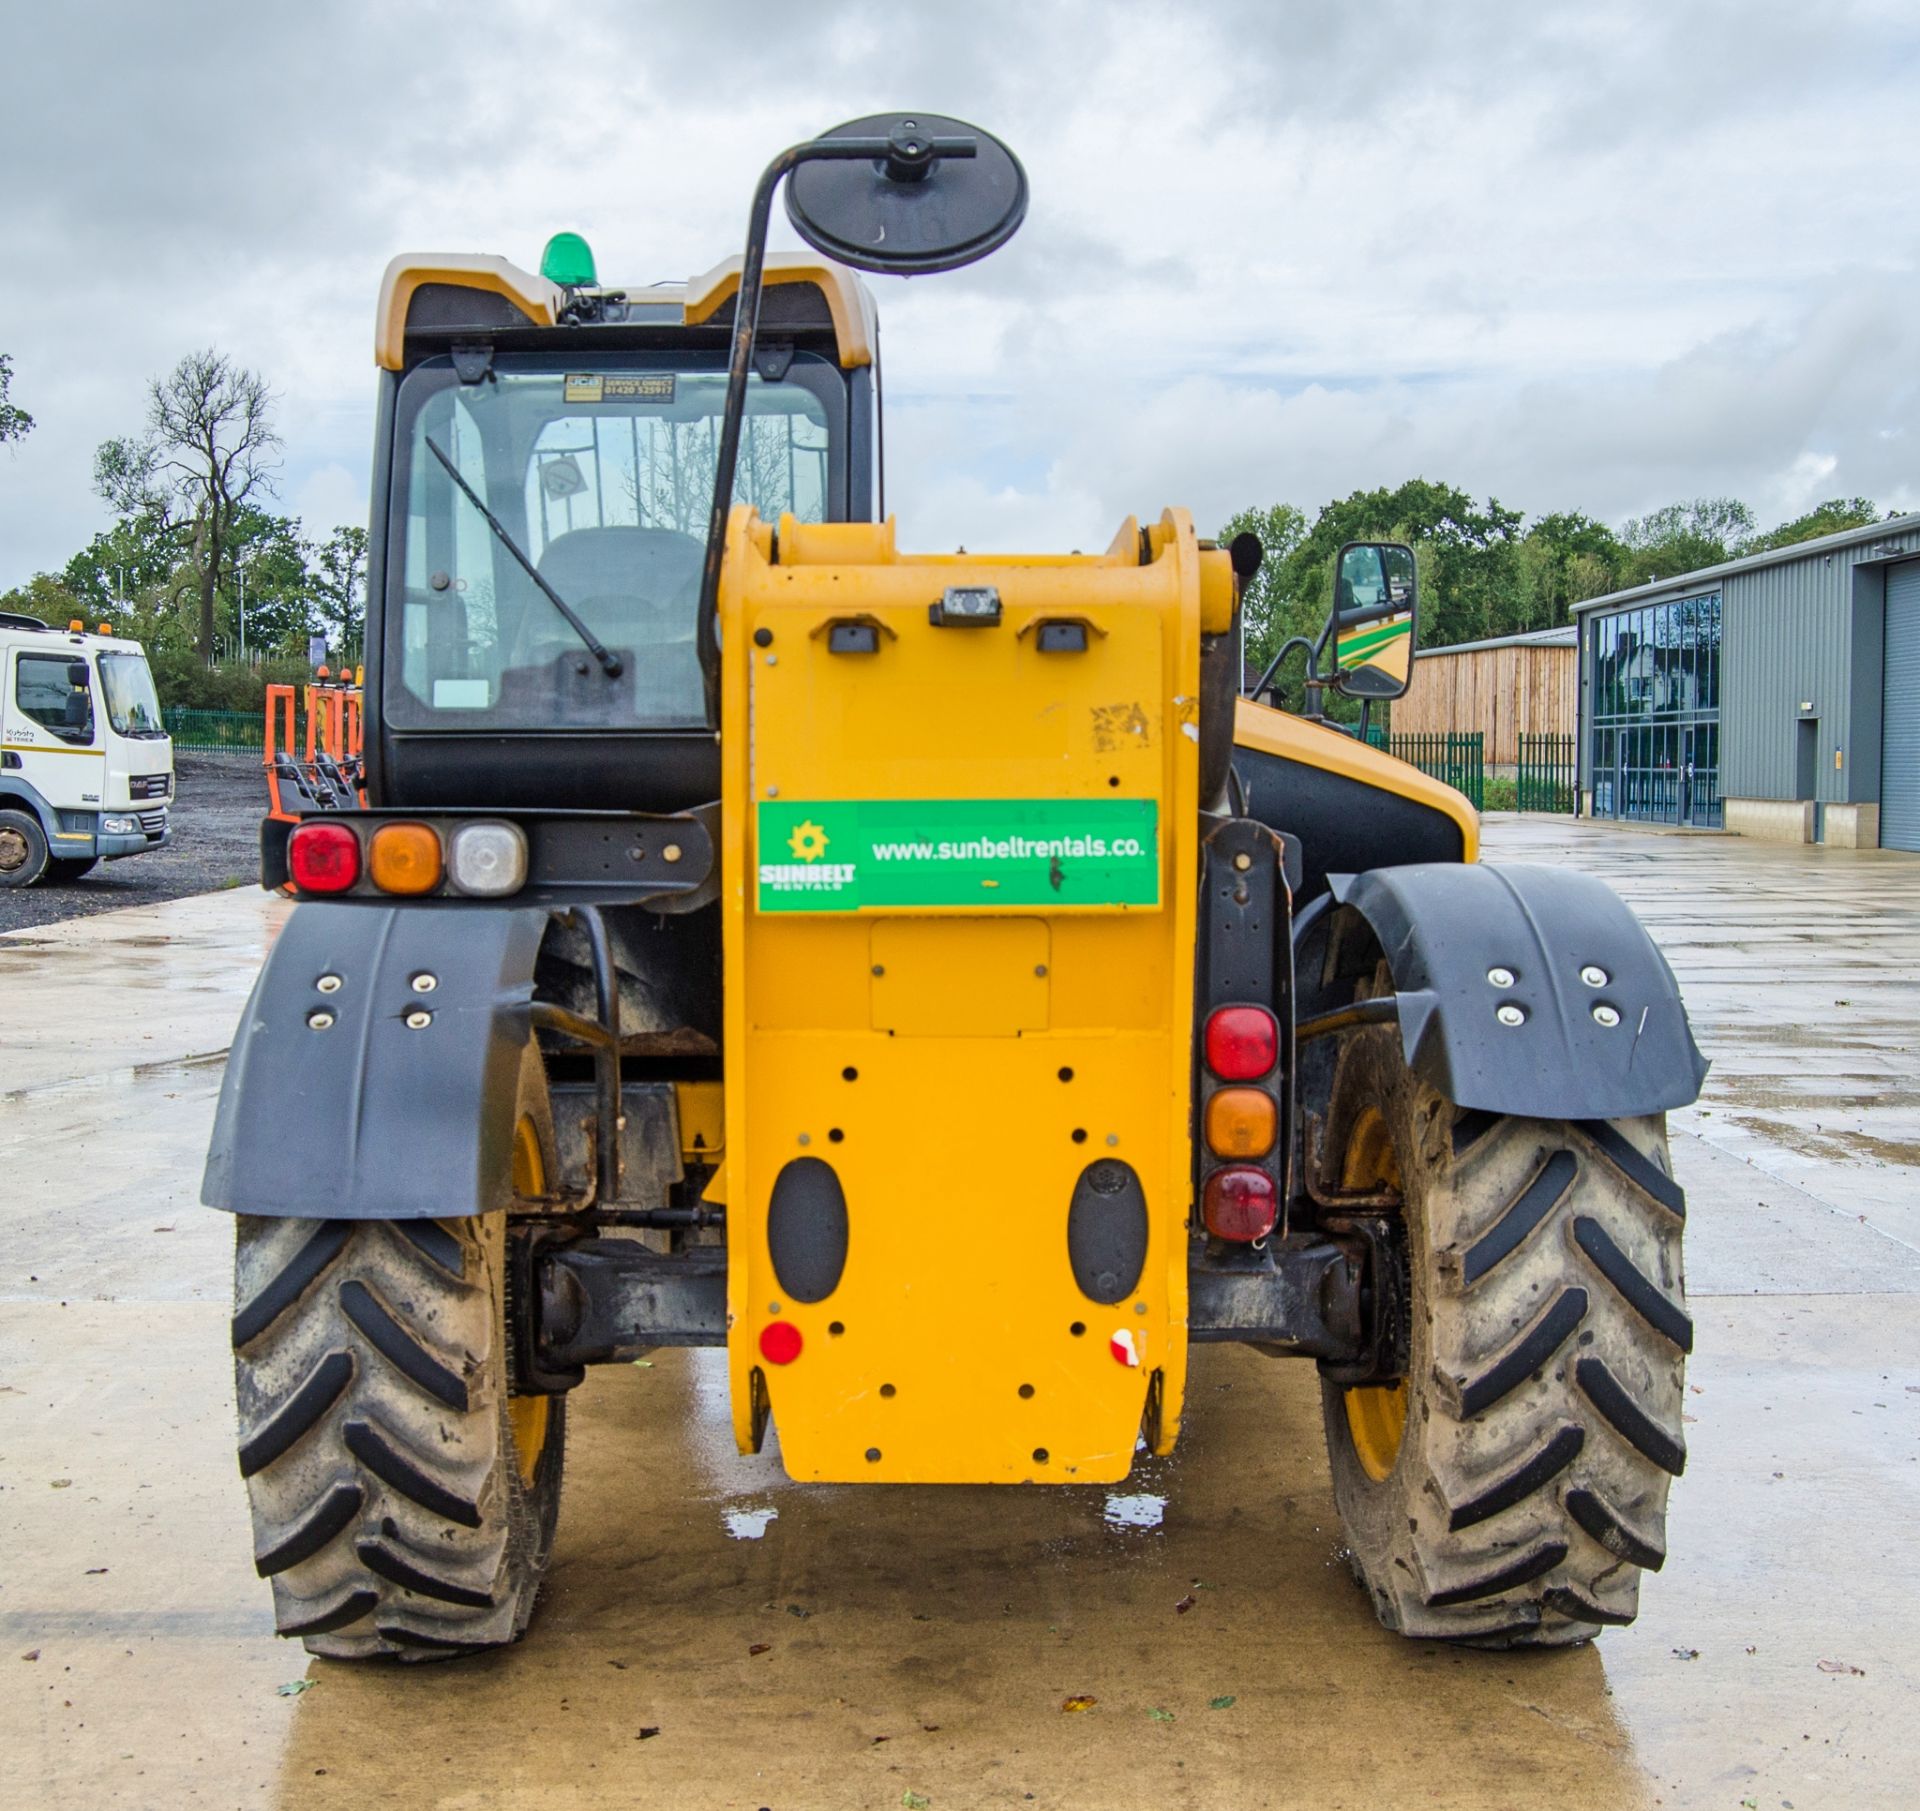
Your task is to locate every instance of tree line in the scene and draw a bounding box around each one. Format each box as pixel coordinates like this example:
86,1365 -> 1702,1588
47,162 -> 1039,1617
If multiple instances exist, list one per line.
1222,482 -> 1897,712
1,349 -> 365,713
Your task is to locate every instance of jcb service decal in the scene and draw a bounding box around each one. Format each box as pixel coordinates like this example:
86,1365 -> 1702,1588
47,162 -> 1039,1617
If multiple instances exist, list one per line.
755,799 -> 1159,913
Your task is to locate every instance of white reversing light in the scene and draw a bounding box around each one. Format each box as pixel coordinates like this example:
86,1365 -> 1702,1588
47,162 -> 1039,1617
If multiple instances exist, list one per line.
448,821 -> 528,897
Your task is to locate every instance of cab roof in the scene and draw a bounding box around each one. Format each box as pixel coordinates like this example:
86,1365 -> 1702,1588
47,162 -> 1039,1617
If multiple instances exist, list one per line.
0,613 -> 145,654
376,252 -> 877,372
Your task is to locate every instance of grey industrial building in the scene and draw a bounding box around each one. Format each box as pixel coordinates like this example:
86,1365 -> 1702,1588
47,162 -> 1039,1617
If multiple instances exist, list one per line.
1573,512 -> 1920,851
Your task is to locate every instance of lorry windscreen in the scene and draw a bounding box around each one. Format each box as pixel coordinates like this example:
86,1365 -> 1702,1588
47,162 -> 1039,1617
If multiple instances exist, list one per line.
98,651 -> 166,737
386,354 -> 840,732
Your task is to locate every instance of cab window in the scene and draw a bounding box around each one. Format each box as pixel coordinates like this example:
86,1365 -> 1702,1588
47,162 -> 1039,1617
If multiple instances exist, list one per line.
387,353 -> 841,733
15,654 -> 95,745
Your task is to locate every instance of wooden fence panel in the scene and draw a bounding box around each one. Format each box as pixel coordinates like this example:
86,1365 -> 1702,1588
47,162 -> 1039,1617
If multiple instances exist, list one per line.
1390,644 -> 1576,765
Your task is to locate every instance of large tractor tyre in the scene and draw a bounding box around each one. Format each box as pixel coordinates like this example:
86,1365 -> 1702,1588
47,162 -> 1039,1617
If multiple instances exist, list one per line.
1319,1021 -> 1689,1647
229,1049 -> 565,1660
0,809 -> 50,888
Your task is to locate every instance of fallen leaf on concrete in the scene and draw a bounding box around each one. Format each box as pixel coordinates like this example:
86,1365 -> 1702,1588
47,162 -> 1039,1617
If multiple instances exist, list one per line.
1817,1659 -> 1865,1675
50,1480 -> 71,1490
152,1226 -> 174,1233
607,1660 -> 628,1670
872,1734 -> 892,1744
1671,1648 -> 1699,1661
1174,1594 -> 1197,1614
631,1359 -> 654,1368
922,1724 -> 940,1732
635,1726 -> 660,1739
20,1651 -> 39,1662
902,1793 -> 931,1810
1061,1695 -> 1097,1713
749,1644 -> 771,1656
1208,1696 -> 1236,1710
85,1568 -> 107,1576
275,1680 -> 316,1697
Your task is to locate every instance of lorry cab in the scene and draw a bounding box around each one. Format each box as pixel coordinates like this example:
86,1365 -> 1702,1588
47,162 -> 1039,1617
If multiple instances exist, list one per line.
0,611 -> 173,886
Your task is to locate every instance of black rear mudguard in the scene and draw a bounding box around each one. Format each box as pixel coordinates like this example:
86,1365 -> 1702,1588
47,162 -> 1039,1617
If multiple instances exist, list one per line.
202,902 -> 547,1219
1319,862 -> 1707,1120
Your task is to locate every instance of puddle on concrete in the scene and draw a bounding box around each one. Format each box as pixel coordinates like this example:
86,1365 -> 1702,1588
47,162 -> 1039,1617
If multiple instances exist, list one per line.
723,1506 -> 779,1540
1103,1492 -> 1166,1530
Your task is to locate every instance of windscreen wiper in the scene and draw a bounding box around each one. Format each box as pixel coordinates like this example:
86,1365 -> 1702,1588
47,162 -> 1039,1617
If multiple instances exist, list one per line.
423,435 -> 624,679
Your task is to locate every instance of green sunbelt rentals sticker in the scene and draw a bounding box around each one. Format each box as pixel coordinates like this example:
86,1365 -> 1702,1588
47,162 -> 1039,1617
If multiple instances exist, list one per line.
756,799 -> 1160,912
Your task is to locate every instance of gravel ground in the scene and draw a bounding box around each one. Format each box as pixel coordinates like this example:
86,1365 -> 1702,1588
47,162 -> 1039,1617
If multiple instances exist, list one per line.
0,752 -> 265,933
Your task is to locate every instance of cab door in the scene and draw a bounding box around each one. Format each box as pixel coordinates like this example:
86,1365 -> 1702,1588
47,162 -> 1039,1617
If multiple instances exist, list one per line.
4,647 -> 106,829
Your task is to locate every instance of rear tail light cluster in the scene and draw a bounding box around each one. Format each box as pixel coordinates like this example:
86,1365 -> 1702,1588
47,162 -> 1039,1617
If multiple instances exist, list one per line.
1200,1004 -> 1281,1242
288,819 -> 527,898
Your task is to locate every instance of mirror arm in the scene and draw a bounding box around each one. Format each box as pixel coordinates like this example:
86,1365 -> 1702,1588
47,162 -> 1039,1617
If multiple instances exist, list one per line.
1251,632 -> 1317,703
695,133 -> 976,728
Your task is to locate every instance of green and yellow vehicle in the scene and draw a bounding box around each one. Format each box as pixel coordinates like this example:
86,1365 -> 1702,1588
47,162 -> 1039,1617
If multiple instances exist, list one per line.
204,115 -> 1704,1659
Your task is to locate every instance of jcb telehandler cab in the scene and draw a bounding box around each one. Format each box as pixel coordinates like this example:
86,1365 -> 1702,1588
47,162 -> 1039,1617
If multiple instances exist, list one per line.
205,116 -> 1704,1660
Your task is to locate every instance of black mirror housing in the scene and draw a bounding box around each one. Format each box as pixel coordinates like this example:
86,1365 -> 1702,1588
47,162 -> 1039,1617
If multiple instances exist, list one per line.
1328,540 -> 1418,701
785,114 -> 1028,277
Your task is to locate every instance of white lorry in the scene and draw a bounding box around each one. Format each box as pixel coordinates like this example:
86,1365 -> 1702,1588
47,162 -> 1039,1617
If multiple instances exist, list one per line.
0,610 -> 173,887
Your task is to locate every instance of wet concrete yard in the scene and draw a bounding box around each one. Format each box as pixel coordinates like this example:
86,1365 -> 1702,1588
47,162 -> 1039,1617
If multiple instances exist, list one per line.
3,820 -> 1917,1808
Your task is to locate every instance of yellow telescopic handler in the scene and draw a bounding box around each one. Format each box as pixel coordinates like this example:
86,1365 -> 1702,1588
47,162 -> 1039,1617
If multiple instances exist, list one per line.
204,115 -> 1705,1659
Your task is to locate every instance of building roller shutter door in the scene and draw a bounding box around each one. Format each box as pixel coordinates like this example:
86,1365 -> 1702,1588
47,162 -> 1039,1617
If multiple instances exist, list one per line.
1883,561 -> 1920,852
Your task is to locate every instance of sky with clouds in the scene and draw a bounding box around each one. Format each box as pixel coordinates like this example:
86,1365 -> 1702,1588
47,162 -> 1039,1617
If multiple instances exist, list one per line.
3,0 -> 1917,590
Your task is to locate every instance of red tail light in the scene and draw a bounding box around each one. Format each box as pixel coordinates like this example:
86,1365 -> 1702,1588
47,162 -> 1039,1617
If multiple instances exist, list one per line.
759,1321 -> 803,1365
288,822 -> 361,893
1203,1166 -> 1277,1241
1205,1006 -> 1277,1079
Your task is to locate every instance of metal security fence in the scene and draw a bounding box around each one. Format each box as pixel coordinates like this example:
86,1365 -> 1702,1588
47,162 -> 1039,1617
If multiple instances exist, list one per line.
161,708 -> 265,751
1369,730 -> 1484,810
1517,733 -> 1578,813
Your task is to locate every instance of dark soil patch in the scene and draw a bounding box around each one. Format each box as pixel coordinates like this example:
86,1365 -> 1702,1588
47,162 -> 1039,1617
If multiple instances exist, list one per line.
0,754 -> 264,934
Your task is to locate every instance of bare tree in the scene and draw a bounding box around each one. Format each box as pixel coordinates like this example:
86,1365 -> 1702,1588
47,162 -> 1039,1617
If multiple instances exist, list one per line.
95,350 -> 281,658
620,414 -> 821,535
0,354 -> 32,444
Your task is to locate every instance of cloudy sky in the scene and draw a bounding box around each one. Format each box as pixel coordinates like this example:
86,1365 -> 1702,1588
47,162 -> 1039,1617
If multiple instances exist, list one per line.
4,0 -> 1917,589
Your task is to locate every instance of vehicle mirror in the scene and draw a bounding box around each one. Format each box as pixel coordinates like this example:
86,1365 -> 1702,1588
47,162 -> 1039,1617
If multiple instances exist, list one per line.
785,113 -> 1028,276
1329,541 -> 1418,701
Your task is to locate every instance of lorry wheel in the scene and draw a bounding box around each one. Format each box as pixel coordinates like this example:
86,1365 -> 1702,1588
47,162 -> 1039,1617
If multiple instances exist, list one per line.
229,1049 -> 565,1660
0,810 -> 49,887
1318,1022 -> 1689,1647
46,856 -> 100,882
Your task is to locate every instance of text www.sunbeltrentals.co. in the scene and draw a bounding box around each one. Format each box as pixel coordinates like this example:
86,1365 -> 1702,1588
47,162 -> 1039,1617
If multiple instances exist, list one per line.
867,835 -> 1146,862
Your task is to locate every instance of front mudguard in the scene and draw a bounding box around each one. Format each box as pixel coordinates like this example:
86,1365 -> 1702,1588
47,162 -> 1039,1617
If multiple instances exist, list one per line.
202,902 -> 548,1219
1324,862 -> 1707,1120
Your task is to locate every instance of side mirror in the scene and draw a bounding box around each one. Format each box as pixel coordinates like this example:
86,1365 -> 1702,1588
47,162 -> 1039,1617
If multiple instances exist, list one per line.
1328,541 -> 1417,701
785,114 -> 1028,276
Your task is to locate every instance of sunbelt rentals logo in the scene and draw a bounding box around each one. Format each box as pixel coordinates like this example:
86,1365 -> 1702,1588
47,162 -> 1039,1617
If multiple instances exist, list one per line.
761,814 -> 856,899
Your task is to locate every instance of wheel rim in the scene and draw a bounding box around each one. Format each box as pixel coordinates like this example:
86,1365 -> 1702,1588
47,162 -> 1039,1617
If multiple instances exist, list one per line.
507,1112 -> 551,1487
0,828 -> 27,873
1340,1104 -> 1409,1483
